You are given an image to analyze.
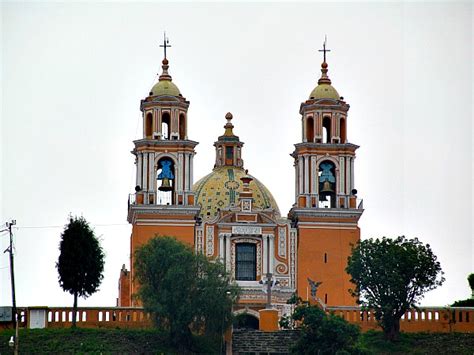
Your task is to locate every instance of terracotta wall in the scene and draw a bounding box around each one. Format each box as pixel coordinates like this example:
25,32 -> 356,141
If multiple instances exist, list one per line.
297,226 -> 359,306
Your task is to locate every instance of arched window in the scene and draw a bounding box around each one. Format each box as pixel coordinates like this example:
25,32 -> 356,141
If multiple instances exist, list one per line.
145,113 -> 153,138
322,116 -> 331,143
156,157 -> 174,205
161,112 -> 171,140
318,160 -> 336,208
179,113 -> 186,140
306,116 -> 314,142
340,118 -> 346,143
235,243 -> 256,281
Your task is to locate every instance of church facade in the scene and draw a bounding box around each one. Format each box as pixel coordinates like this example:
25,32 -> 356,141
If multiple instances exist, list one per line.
118,45 -> 364,320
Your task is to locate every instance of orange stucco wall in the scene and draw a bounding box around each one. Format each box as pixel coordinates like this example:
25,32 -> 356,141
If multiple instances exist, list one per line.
129,222 -> 195,306
297,226 -> 359,306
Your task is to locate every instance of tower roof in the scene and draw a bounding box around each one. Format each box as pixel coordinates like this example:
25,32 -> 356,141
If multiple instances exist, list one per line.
150,58 -> 182,97
309,61 -> 340,100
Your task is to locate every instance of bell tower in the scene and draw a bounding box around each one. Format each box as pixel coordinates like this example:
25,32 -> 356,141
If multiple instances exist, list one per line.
121,36 -> 200,307
289,40 -> 364,307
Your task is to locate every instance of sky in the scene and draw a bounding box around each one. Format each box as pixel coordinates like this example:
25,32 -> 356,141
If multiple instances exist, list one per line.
1,2 -> 472,308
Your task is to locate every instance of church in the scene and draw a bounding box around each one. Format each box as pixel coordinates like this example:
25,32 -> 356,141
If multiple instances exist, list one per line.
118,39 -> 364,321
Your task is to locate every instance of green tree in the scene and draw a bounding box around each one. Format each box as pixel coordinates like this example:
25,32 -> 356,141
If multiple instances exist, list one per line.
56,216 -> 105,328
468,273 -> 474,297
134,236 -> 239,349
289,296 -> 361,354
346,236 -> 444,341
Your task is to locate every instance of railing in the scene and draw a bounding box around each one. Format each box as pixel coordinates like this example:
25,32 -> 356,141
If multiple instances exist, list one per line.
326,306 -> 474,333
11,306 -> 474,333
40,307 -> 152,329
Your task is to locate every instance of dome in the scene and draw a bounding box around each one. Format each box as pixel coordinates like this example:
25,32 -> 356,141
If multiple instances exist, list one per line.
309,83 -> 340,100
150,80 -> 181,97
193,166 -> 281,219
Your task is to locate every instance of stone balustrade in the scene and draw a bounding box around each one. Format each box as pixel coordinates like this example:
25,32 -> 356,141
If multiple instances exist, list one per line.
4,306 -> 472,333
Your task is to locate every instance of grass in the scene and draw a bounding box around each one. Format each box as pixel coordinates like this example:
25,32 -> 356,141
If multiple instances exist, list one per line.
0,328 -> 220,354
359,331 -> 474,354
0,328 -> 473,354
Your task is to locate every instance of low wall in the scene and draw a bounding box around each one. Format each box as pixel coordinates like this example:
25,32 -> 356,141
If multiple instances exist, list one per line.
327,306 -> 474,333
4,306 -> 473,334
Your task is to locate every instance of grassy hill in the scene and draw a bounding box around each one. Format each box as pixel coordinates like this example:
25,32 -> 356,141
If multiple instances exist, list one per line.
0,328 -> 473,354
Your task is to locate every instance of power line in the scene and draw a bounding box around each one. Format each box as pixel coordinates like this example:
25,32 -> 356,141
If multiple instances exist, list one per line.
14,223 -> 129,230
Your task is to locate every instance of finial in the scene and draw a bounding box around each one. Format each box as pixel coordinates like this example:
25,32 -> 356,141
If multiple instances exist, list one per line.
158,32 -> 172,81
317,36 -> 332,85
224,112 -> 234,136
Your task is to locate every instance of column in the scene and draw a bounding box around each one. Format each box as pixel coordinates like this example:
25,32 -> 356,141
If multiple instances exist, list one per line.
304,155 -> 309,194
137,154 -> 143,188
148,153 -> 154,192
142,153 -> 148,191
225,234 -> 231,273
298,157 -> 304,195
345,156 -> 351,195
189,153 -> 194,188
350,157 -> 355,190
339,157 -> 345,195
177,153 -> 183,192
219,233 -> 225,263
294,162 -> 298,201
262,235 -> 268,275
184,153 -> 189,191
268,234 -> 275,274
311,156 -> 317,195
302,117 -> 306,142
157,108 -> 162,137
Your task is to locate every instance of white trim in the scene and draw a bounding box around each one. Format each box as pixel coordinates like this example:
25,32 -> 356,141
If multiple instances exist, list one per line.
233,308 -> 260,319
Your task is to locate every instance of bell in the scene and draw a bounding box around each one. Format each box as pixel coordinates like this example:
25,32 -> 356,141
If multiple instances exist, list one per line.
158,178 -> 173,191
320,180 -> 334,194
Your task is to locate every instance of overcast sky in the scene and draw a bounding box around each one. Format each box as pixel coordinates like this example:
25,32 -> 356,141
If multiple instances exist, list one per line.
1,2 -> 472,308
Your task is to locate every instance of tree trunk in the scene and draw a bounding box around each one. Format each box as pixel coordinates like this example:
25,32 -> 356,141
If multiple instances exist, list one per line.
384,318 -> 400,341
72,292 -> 78,328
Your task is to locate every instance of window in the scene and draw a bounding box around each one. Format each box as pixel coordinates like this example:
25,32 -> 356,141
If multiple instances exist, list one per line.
161,112 -> 171,140
236,243 -> 256,281
306,116 -> 314,142
179,113 -> 186,140
225,146 -> 234,165
145,113 -> 153,138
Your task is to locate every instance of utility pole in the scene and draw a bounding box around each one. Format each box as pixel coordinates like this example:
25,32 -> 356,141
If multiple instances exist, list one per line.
4,220 -> 18,355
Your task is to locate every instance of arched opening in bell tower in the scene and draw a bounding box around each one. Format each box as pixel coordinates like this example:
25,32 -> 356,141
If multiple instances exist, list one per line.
161,112 -> 171,140
156,157 -> 175,205
179,113 -> 186,140
318,160 -> 336,208
145,113 -> 153,139
340,118 -> 346,143
306,116 -> 314,142
322,116 -> 331,143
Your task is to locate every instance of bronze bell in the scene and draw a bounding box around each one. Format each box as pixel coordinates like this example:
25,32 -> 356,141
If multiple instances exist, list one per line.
158,178 -> 173,191
320,180 -> 334,193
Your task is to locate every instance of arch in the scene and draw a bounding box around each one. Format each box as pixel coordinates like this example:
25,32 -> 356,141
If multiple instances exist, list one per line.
340,117 -> 346,143
322,116 -> 331,143
161,111 -> 171,140
145,112 -> 153,138
233,313 -> 259,330
233,308 -> 260,319
318,160 -> 336,208
306,116 -> 314,142
156,157 -> 175,205
179,113 -> 186,140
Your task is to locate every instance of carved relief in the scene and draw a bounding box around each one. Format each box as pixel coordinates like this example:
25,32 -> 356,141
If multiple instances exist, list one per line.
195,228 -> 203,253
206,225 -> 214,256
290,229 -> 297,289
275,262 -> 288,275
278,227 -> 287,257
232,226 -> 262,235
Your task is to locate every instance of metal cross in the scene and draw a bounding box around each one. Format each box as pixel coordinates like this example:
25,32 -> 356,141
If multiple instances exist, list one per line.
159,32 -> 171,59
318,35 -> 331,62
